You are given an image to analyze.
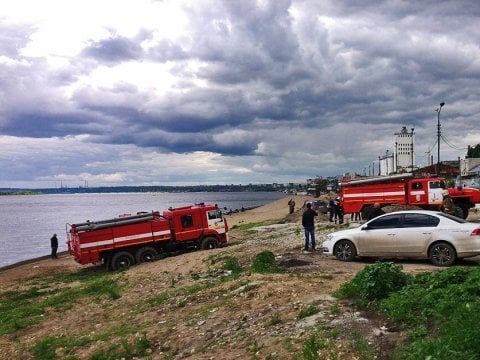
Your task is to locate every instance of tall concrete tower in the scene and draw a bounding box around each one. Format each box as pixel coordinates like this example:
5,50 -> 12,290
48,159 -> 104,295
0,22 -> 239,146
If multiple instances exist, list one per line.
394,127 -> 415,172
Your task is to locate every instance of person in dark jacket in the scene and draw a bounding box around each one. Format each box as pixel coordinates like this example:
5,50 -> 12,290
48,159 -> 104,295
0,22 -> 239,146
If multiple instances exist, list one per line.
302,203 -> 318,252
334,198 -> 344,224
50,233 -> 58,259
365,203 -> 385,221
288,198 -> 296,214
327,199 -> 335,222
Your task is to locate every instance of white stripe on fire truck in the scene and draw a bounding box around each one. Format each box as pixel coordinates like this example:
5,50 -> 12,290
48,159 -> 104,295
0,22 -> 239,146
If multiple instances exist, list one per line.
79,229 -> 171,249
343,191 -> 405,198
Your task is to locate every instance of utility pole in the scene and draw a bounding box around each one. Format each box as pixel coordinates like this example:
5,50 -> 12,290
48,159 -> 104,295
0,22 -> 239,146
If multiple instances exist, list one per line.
435,102 -> 445,175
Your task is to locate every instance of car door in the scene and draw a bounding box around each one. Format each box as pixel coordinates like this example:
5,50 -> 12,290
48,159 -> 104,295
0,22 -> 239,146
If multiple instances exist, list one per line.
356,213 -> 403,256
394,213 -> 439,256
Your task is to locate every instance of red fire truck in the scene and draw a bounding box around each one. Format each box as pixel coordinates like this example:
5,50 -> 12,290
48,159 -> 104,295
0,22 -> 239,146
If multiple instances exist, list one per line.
340,174 -> 480,219
67,204 -> 228,270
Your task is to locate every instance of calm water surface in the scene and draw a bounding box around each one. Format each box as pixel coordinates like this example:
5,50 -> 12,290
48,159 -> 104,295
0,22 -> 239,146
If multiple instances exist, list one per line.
0,192 -> 286,268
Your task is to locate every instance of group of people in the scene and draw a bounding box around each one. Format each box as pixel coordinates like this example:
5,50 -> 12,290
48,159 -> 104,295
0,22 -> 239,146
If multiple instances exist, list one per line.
327,199 -> 344,224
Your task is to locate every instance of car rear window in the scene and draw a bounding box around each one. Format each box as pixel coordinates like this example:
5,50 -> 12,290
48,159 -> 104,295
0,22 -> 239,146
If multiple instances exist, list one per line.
403,213 -> 439,227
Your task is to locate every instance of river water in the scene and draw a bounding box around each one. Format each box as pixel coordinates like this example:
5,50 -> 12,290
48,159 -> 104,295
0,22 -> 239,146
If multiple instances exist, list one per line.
0,192 -> 286,268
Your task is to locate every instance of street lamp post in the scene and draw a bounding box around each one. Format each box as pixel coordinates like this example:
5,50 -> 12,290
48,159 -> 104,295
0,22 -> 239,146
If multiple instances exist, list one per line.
435,102 -> 445,175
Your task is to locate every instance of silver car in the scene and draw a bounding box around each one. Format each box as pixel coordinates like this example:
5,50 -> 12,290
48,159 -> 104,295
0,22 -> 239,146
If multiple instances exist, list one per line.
322,210 -> 480,266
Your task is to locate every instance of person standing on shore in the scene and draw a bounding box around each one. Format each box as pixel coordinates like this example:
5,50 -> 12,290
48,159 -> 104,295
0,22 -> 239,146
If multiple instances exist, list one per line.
50,233 -> 58,259
288,198 -> 296,214
327,199 -> 335,222
302,203 -> 318,252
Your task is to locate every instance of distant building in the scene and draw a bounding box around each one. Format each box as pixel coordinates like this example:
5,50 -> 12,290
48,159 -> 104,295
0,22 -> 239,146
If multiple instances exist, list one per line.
413,163 -> 460,178
379,151 -> 395,176
460,158 -> 480,177
394,127 -> 415,172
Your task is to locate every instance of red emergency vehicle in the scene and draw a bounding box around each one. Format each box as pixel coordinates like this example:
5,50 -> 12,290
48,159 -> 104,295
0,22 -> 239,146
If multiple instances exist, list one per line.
67,204 -> 228,270
340,174 -> 480,219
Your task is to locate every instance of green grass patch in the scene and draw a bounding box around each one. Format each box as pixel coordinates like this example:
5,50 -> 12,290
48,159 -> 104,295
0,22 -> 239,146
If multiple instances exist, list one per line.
222,255 -> 242,275
297,304 -> 320,320
0,273 -> 121,336
230,220 -> 283,232
250,251 -> 285,274
32,331 -> 151,360
90,333 -> 151,360
32,335 -> 91,360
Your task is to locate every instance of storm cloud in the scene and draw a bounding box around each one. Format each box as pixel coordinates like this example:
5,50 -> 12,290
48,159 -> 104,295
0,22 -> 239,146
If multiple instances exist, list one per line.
1,0 -> 479,187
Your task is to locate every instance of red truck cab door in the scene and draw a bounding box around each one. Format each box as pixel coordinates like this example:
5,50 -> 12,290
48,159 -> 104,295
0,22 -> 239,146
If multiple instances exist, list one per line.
174,210 -> 204,242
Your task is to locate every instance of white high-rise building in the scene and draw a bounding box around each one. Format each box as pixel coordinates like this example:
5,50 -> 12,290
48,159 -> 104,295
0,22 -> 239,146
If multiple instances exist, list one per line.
394,127 -> 415,172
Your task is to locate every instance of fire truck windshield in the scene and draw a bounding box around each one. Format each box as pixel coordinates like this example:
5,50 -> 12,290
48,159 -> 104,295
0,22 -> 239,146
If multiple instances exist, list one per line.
429,180 -> 446,189
208,210 -> 223,221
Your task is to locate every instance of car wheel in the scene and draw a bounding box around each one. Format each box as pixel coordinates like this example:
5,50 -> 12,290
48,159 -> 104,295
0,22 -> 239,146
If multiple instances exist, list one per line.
429,242 -> 456,267
334,240 -> 356,261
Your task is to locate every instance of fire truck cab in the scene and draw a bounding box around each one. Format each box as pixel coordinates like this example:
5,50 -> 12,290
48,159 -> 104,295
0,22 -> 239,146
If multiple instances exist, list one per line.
407,178 -> 445,208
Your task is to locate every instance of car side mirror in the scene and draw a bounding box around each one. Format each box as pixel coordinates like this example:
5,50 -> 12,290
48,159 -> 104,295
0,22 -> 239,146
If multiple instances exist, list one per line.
361,225 -> 370,231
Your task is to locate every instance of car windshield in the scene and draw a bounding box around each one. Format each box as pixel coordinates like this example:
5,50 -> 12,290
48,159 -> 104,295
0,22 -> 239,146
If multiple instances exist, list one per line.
438,212 -> 467,223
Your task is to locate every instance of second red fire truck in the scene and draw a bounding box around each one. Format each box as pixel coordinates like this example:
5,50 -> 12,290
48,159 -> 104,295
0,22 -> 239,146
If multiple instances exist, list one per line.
340,174 -> 480,219
67,203 -> 228,270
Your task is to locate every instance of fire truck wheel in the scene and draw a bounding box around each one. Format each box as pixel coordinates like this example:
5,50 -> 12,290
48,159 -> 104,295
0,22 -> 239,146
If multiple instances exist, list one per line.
334,240 -> 356,262
201,237 -> 220,250
135,246 -> 158,263
111,251 -> 135,271
429,242 -> 456,267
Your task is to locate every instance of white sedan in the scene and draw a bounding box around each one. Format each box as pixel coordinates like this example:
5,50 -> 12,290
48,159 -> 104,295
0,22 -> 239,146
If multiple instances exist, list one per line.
322,210 -> 480,266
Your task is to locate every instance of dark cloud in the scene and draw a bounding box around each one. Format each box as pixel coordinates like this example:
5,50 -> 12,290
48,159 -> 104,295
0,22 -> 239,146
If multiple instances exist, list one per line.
5,113 -> 101,137
82,35 -> 144,63
1,0 -> 480,187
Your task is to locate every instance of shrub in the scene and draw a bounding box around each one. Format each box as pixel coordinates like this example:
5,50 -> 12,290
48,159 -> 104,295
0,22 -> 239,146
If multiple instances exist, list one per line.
222,256 -> 242,275
336,261 -> 410,308
250,251 -> 284,273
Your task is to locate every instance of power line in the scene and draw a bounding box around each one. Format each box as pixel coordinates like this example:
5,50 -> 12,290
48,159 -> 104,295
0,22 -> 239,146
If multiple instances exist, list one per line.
440,134 -> 468,151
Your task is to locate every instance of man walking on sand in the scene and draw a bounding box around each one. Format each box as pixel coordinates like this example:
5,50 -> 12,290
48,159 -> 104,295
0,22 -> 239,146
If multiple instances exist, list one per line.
288,198 -> 295,214
302,203 -> 318,252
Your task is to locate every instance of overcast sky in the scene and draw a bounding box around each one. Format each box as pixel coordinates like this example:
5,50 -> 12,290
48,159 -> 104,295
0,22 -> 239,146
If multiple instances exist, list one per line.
1,0 -> 480,188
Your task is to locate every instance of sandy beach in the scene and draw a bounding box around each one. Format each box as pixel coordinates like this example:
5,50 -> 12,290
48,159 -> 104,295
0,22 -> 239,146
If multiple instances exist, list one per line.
225,194 -> 312,227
